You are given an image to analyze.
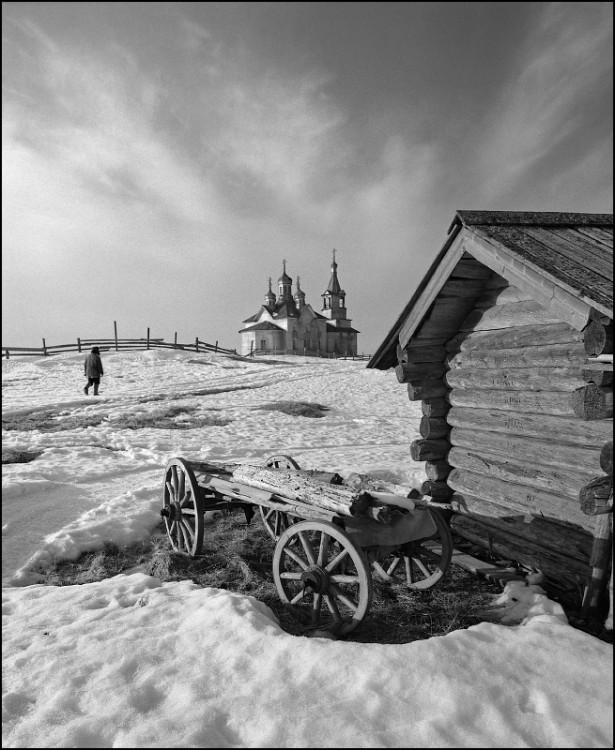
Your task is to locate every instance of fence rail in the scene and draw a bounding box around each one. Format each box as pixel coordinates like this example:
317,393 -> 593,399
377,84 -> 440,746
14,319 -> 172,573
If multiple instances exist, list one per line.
2,332 -> 238,360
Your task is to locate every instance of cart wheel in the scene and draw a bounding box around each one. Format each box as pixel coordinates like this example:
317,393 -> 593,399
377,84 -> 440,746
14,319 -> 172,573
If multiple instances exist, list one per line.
371,508 -> 453,590
259,455 -> 301,538
264,454 -> 301,470
273,520 -> 373,636
161,458 -> 205,556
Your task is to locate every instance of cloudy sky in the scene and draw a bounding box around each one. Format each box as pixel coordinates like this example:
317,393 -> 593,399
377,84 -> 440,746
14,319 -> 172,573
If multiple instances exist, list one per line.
2,2 -> 613,354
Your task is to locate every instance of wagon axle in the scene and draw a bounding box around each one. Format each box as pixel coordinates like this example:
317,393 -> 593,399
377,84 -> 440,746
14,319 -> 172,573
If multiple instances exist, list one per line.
300,565 -> 330,594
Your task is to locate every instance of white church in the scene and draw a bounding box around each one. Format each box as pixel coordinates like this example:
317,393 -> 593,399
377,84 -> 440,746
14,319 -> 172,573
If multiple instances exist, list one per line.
239,252 -> 359,357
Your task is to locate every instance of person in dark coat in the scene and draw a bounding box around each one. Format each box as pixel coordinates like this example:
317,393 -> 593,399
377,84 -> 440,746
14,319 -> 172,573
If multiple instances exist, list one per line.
84,347 -> 104,396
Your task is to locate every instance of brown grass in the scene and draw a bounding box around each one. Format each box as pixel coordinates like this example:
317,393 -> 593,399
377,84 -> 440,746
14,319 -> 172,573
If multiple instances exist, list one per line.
40,511 -> 500,643
254,401 -> 330,418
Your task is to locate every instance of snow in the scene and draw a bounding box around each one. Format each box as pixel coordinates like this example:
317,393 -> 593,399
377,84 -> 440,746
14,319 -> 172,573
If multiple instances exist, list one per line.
2,350 -> 613,748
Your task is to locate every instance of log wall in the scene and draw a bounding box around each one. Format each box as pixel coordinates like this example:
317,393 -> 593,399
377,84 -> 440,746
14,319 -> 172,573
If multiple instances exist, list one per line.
398,261 -> 614,610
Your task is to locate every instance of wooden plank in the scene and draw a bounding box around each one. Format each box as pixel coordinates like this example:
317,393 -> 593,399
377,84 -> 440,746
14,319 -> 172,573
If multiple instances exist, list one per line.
447,342 -> 586,370
449,426 -> 603,475
447,406 -> 613,449
446,322 -> 584,353
447,446 -> 594,501
448,387 -> 575,417
445,367 -> 585,393
448,468 -> 595,532
525,227 -> 613,280
397,231 -> 468,349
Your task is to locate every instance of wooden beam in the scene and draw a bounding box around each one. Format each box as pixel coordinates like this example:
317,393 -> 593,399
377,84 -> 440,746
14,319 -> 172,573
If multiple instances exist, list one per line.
447,342 -> 586,371
448,446 -> 593,501
579,476 -> 613,516
450,426 -> 603,476
410,438 -> 450,462
446,367 -> 585,393
407,381 -> 449,401
448,468 -> 594,532
447,406 -> 613,449
446,322 -> 584,353
600,440 -> 613,476
448,387 -> 575,417
583,320 -> 613,356
459,300 -> 563,332
421,397 -> 449,417
570,385 -> 614,420
419,416 -> 450,439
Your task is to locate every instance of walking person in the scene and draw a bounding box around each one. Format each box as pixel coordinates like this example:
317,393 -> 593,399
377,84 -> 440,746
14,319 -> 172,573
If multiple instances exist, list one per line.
84,346 -> 104,396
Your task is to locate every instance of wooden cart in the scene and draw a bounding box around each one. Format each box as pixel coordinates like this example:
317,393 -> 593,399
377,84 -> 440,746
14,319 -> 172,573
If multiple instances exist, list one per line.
161,455 -> 453,635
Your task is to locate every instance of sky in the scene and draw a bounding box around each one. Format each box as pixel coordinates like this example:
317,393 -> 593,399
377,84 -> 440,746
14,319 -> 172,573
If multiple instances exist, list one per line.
2,2 -> 613,355
2,349 -> 613,748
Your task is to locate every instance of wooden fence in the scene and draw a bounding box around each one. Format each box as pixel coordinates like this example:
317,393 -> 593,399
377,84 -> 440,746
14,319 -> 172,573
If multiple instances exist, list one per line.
2,324 -> 237,360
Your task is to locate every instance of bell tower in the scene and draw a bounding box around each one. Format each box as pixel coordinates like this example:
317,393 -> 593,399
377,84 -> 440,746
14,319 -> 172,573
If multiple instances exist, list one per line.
321,249 -> 347,320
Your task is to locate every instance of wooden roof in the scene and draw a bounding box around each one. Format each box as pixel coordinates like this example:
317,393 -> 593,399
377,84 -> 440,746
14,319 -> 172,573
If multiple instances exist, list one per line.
368,210 -> 613,370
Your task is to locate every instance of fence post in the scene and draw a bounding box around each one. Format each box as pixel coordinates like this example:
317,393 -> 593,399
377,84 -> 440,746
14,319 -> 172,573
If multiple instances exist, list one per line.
174,332 -> 178,349
114,321 -> 118,351
42,338 -> 48,356
215,340 -> 218,353
195,337 -> 199,353
147,327 -> 150,350
77,338 -> 82,353
4,349 -> 9,360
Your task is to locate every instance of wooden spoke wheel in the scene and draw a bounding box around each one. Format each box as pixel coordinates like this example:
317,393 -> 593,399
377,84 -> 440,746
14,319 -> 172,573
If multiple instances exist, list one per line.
370,508 -> 453,590
259,454 -> 301,539
161,458 -> 205,556
263,454 -> 301,470
273,520 -> 373,636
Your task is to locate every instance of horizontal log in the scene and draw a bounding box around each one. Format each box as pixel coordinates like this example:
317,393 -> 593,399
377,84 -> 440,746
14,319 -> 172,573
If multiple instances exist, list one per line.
570,385 -> 614,420
397,343 -> 446,364
395,362 -> 446,383
448,388 -> 575,417
446,367 -> 585,393
407,381 -> 449,401
447,342 -> 586,370
448,468 -> 594,532
446,322 -> 584,353
447,406 -> 613,449
583,320 -> 613,356
425,460 -> 452,481
474,285 -> 534,308
447,446 -> 594,501
420,480 -> 453,501
230,465 -> 374,520
410,438 -> 450,462
450,502 -> 592,562
459,300 -> 562,332
449,427 -> 603,476
421,398 -> 449,417
450,514 -> 590,606
579,476 -> 613,516
600,440 -> 613,476
420,416 -> 450,439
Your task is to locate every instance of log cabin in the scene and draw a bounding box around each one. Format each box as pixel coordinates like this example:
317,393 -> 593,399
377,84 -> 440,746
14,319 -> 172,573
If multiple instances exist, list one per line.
368,211 -> 613,620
